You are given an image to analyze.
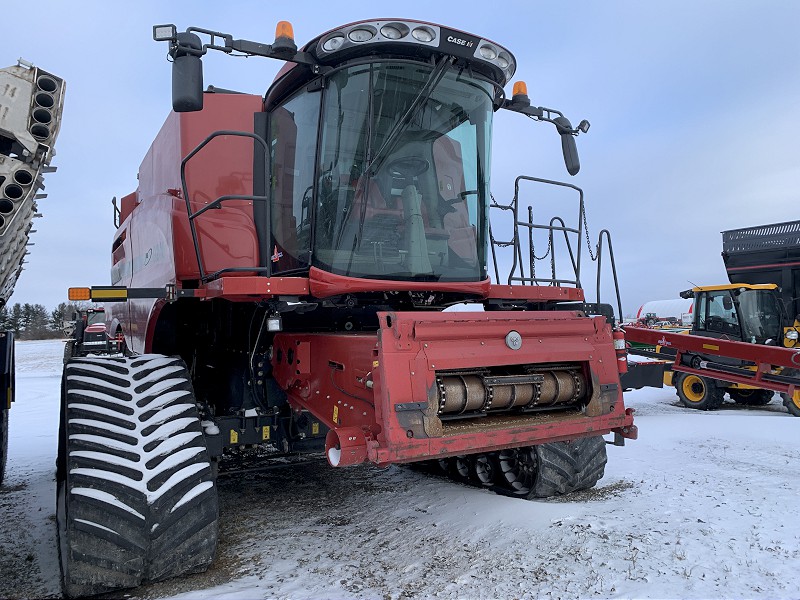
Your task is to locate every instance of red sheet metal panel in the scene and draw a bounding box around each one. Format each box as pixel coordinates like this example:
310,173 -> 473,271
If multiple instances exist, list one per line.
271,311 -> 635,467
624,326 -> 800,370
201,276 -> 310,299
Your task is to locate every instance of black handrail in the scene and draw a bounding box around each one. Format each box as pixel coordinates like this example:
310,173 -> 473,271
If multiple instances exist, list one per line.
595,229 -> 623,323
495,176 -> 584,287
489,176 -> 624,321
180,130 -> 270,282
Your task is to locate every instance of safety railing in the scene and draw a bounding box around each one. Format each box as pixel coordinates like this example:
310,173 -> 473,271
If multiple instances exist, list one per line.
180,130 -> 271,282
490,175 -> 623,322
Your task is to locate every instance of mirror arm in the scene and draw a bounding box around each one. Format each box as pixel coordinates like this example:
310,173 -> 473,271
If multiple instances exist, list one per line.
501,100 -> 589,135
501,100 -> 587,176
164,26 -> 328,73
227,39 -> 323,70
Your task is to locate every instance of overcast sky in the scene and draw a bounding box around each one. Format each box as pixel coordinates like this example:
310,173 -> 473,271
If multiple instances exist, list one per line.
4,0 -> 799,316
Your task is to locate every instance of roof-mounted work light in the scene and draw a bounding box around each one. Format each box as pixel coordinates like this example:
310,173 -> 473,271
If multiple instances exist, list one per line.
152,24 -> 177,43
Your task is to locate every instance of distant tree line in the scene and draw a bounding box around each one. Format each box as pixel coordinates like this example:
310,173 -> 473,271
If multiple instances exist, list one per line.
0,302 -> 85,340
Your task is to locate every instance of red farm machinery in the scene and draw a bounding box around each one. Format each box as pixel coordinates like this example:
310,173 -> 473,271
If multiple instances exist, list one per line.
57,20 -> 637,596
0,60 -> 64,486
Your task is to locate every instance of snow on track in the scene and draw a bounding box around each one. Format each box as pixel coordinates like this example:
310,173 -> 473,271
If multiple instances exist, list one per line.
2,339 -> 800,599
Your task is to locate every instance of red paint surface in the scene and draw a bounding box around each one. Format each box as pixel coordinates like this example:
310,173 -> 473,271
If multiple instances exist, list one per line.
272,311 -> 634,466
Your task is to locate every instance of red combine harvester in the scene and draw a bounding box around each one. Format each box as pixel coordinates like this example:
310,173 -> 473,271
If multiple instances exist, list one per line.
57,19 -> 636,596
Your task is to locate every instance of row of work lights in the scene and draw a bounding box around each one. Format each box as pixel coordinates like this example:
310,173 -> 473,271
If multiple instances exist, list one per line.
315,19 -> 516,84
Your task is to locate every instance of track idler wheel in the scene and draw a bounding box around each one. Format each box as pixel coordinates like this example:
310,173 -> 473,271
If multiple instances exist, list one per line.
496,447 -> 539,497
418,438 -> 607,499
452,455 -> 471,482
468,453 -> 496,487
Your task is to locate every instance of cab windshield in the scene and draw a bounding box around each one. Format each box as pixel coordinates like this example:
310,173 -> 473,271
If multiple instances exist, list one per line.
313,61 -> 494,281
738,289 -> 782,343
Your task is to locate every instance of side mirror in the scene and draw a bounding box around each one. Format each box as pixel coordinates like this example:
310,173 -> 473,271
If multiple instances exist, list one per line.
723,295 -> 733,310
553,116 -> 580,176
172,32 -> 204,112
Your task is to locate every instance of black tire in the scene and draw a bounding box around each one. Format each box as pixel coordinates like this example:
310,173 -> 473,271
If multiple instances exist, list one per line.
450,455 -> 471,482
57,355 -> 218,598
729,388 -> 774,406
63,340 -> 75,364
782,392 -> 800,417
1,339 -> 14,487
494,437 -> 607,499
674,373 -> 725,410
0,407 -> 8,487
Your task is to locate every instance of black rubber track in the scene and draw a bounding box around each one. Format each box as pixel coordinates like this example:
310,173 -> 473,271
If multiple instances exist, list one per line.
530,436 -> 608,498
491,437 -> 607,499
429,437 -> 607,500
62,339 -> 75,365
0,407 -> 8,486
57,354 -> 218,598
1,339 -> 13,487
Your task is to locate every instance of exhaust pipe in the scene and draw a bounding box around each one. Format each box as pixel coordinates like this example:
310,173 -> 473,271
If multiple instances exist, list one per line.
325,427 -> 368,467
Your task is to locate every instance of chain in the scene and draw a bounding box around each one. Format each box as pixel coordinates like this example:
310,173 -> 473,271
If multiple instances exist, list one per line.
582,203 -> 598,261
533,234 -> 552,261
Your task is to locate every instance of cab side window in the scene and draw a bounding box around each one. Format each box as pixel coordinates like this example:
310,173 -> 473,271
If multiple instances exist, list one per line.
268,90 -> 320,272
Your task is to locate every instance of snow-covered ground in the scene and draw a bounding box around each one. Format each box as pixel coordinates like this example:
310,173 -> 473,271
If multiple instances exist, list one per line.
2,339 -> 799,599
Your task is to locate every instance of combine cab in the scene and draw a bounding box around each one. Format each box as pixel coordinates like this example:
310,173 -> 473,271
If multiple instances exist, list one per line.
57,20 -> 635,596
0,60 -> 64,485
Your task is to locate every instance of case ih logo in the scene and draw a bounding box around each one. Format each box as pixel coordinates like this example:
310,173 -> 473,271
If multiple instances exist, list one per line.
446,35 -> 474,48
440,28 -> 479,57
658,336 -> 671,346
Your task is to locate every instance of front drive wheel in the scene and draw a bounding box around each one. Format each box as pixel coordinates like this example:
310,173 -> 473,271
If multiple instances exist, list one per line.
675,373 -> 725,410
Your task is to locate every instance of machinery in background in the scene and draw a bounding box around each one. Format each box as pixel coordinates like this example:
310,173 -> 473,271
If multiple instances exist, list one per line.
0,60 -> 65,485
626,221 -> 800,415
63,306 -> 124,363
